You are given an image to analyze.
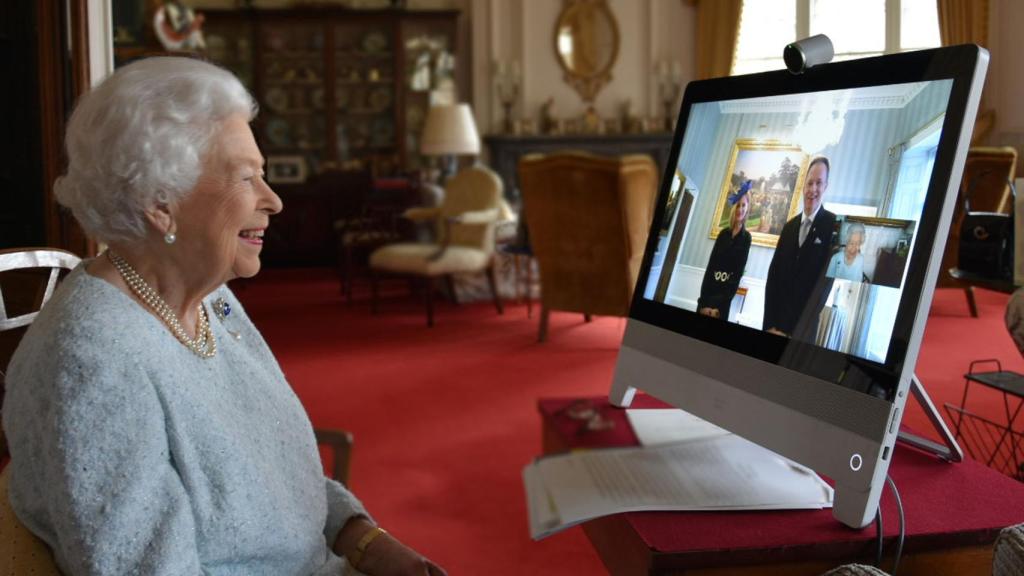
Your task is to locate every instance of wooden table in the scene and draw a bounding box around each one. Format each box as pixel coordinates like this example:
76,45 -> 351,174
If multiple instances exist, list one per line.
539,396 -> 1024,575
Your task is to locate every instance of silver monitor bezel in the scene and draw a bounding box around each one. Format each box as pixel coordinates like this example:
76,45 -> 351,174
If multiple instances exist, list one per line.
610,46 -> 989,529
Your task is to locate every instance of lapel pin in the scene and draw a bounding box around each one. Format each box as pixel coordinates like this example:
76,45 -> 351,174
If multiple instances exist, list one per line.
213,297 -> 242,341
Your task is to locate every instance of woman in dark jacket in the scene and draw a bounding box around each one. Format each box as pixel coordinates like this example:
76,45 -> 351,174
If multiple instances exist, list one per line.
698,181 -> 753,320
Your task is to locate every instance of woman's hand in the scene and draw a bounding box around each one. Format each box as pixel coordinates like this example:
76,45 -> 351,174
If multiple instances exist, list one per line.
356,531 -> 446,576
337,518 -> 446,576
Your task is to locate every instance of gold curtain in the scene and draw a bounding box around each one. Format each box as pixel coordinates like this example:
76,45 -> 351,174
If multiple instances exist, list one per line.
936,0 -> 989,47
936,0 -> 994,143
691,0 -> 743,79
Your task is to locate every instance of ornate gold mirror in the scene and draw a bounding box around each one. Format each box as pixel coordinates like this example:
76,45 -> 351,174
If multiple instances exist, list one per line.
554,0 -> 619,104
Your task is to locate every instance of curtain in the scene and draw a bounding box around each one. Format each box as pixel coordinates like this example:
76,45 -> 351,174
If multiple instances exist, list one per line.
692,0 -> 743,80
936,0 -> 989,47
937,0 -> 994,142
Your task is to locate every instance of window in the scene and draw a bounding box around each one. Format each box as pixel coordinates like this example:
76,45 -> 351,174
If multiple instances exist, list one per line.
732,0 -> 941,75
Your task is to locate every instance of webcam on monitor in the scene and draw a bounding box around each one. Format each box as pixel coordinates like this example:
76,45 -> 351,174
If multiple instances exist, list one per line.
611,42 -> 988,529
784,34 -> 835,75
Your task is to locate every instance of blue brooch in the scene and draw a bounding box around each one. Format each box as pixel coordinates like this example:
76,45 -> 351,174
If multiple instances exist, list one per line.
213,297 -> 232,321
212,297 -> 241,340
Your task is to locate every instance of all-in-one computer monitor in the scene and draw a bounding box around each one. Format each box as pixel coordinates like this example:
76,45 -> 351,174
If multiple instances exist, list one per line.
610,45 -> 988,529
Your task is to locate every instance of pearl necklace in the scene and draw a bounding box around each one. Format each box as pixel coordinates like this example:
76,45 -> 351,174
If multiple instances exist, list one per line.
107,251 -> 217,359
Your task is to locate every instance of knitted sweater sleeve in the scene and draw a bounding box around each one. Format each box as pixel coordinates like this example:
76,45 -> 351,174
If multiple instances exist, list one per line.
215,286 -> 372,553
323,477 -> 372,548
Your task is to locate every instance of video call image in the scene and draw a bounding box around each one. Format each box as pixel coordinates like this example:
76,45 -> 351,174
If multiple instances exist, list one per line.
645,80 -> 954,364
826,216 -> 916,288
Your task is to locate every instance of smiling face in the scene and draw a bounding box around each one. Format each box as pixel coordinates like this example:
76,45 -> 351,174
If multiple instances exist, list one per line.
845,230 -> 864,259
803,160 -> 829,217
730,193 -> 750,229
171,114 -> 282,284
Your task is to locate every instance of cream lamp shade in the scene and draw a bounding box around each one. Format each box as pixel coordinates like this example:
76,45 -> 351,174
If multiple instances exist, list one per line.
420,104 -> 481,156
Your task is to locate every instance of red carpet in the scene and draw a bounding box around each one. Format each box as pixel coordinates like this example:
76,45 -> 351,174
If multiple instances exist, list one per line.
234,269 -> 1020,575
910,287 -> 1023,444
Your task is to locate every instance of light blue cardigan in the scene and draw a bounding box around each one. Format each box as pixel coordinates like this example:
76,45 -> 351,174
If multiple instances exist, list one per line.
3,264 -> 368,575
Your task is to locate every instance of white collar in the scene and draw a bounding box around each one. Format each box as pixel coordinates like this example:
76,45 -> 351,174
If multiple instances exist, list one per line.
801,204 -> 822,225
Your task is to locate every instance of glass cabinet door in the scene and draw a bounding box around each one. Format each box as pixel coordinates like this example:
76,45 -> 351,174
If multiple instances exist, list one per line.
203,18 -> 255,91
201,10 -> 462,178
333,21 -> 398,174
257,20 -> 326,176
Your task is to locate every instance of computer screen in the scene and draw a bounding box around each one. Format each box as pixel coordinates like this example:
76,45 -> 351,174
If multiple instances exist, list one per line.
610,46 -> 987,528
646,79 -> 951,380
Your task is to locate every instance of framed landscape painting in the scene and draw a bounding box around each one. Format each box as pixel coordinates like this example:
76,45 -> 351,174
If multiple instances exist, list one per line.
709,139 -> 809,248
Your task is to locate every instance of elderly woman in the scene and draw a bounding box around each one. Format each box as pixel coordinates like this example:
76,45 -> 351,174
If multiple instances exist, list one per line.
697,181 -> 752,320
2,57 -> 444,576
827,222 -> 866,282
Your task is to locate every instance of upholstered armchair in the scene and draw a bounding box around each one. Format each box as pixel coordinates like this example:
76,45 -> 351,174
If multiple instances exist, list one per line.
518,152 -> 658,342
368,165 -> 505,327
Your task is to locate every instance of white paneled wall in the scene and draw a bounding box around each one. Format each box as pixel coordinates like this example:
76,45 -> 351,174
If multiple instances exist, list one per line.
479,0 -> 694,133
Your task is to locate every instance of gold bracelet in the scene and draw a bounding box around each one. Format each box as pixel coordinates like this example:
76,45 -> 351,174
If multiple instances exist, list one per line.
349,526 -> 387,571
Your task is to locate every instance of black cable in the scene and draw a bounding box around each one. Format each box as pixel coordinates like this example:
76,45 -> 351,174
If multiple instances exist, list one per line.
886,474 -> 905,576
874,505 -> 884,568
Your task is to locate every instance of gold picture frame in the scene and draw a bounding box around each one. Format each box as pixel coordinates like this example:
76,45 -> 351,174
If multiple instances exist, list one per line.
553,0 -> 620,104
266,155 -> 308,184
709,139 -> 809,248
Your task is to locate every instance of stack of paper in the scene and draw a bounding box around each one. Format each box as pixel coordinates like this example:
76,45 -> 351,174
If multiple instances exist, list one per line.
524,409 -> 833,540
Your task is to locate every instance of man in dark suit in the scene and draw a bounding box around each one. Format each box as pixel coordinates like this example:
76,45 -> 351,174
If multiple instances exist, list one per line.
763,156 -> 837,342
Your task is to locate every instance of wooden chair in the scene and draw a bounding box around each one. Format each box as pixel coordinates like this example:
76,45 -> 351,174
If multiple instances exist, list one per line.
0,248 -> 353,575
939,147 -> 1018,317
517,152 -> 658,341
368,166 -> 505,327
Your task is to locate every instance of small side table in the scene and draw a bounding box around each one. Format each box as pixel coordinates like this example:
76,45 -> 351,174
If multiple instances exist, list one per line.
948,359 -> 1024,480
538,396 -> 1024,575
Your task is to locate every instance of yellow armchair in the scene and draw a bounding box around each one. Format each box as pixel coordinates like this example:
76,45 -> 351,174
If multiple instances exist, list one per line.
369,166 -> 506,326
518,152 -> 658,341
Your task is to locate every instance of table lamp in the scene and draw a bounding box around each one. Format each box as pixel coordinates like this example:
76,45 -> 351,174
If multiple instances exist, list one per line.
420,103 -> 480,181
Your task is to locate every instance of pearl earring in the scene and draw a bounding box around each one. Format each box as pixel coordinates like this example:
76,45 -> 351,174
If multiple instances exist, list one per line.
164,232 -> 177,244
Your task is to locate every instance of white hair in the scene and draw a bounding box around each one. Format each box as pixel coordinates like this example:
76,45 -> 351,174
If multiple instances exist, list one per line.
846,222 -> 866,242
54,57 -> 257,243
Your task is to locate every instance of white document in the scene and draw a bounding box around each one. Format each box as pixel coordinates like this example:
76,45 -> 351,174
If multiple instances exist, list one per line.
625,408 -> 730,446
524,434 -> 833,540
522,463 -> 564,539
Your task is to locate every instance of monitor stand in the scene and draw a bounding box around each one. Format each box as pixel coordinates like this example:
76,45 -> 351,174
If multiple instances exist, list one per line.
897,375 -> 963,462
611,374 -> 962,462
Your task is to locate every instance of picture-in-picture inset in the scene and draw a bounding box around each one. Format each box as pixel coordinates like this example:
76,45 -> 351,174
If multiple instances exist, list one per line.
827,216 -> 916,288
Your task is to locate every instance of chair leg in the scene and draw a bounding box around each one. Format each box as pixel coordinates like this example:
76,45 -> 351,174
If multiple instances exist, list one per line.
344,245 -> 356,303
512,254 -> 521,301
337,246 -> 347,296
486,264 -> 504,315
445,274 -> 459,305
370,271 -> 380,314
424,277 -> 435,327
526,257 -> 534,319
538,306 -> 550,343
965,286 -> 979,317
